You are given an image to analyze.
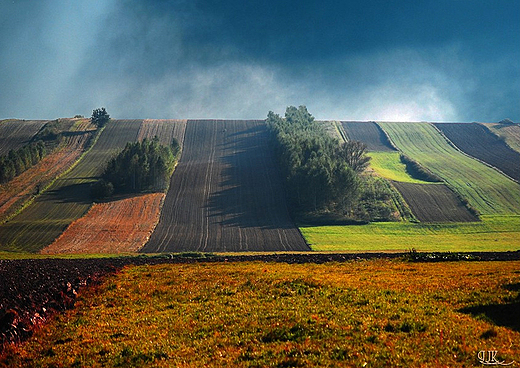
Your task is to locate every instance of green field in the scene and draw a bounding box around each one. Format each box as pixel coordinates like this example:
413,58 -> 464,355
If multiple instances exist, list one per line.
367,151 -> 433,184
3,260 -> 519,367
379,122 -> 520,215
0,120 -> 143,252
301,216 -> 520,252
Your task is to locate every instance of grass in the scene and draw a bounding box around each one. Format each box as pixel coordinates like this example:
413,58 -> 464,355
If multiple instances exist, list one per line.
367,151 -> 434,184
2,260 -> 519,367
379,122 -> 520,215
301,216 -> 520,252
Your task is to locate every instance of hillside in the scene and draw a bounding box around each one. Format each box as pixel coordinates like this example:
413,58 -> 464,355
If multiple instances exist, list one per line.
0,119 -> 519,254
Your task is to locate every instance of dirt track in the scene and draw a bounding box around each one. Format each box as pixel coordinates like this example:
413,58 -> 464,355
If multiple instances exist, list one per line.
142,120 -> 309,252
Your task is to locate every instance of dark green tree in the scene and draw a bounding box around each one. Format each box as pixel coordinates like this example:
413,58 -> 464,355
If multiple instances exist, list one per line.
91,107 -> 110,128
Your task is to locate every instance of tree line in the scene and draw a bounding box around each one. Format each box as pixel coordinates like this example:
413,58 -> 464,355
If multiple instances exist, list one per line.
267,106 -> 398,223
92,137 -> 180,198
0,141 -> 46,183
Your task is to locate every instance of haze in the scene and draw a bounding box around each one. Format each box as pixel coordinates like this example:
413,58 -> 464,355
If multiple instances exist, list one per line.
1,0 -> 519,122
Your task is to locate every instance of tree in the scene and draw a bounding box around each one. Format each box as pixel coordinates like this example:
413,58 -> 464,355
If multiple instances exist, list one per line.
336,140 -> 370,173
91,107 -> 110,128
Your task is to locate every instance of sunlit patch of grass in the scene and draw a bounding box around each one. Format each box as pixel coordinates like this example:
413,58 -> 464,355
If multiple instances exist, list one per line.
368,151 -> 433,184
301,215 -> 520,252
2,260 -> 519,367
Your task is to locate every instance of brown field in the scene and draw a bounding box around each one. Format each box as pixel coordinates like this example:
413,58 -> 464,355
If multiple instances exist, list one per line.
137,119 -> 187,145
391,182 -> 479,222
484,122 -> 520,153
40,120 -> 188,254
0,120 -> 48,155
41,193 -> 165,254
435,123 -> 520,182
340,121 -> 395,151
0,119 -> 96,222
142,120 -> 309,252
0,120 -> 144,252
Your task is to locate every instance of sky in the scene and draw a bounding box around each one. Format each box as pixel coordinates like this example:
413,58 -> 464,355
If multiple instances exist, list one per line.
1,0 -> 519,122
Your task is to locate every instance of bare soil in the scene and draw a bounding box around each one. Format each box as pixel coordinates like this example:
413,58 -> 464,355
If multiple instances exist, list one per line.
142,120 -> 309,252
391,181 -> 478,222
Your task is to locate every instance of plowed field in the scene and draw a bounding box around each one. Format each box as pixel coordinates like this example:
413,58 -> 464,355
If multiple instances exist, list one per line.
340,121 -> 395,151
0,120 -> 48,155
380,122 -> 520,215
391,182 -> 478,222
137,119 -> 187,145
0,120 -> 95,222
0,120 -> 143,252
142,120 -> 309,252
435,122 -> 520,182
483,122 -> 520,154
41,193 -> 165,254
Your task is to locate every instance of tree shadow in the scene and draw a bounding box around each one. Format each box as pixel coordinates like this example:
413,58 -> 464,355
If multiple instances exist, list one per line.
206,123 -> 295,230
459,283 -> 520,332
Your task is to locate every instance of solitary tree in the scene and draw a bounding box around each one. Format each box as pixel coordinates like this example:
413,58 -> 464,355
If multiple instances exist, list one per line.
337,141 -> 370,173
91,107 -> 110,128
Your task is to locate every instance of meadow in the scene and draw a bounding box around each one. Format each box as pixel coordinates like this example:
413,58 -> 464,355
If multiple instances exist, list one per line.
301,216 -> 520,252
2,260 -> 518,367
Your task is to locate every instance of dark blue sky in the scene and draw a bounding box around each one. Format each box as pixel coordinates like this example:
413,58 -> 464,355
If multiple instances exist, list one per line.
1,0 -> 519,121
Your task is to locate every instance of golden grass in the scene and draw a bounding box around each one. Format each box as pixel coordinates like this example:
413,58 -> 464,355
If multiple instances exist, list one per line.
2,260 -> 519,367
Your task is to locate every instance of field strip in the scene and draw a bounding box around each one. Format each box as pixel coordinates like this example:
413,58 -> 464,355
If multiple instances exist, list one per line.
302,215 -> 520,252
391,181 -> 479,222
434,123 -> 520,182
142,120 -> 310,252
483,122 -> 520,153
0,119 -> 48,155
340,121 -> 396,151
379,122 -> 520,215
0,120 -> 143,252
41,193 -> 165,254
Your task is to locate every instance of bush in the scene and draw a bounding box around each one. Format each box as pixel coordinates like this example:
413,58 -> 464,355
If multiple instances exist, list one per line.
91,179 -> 114,199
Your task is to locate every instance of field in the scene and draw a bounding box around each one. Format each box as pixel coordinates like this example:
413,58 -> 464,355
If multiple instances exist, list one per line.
379,122 -> 520,215
0,119 -> 96,222
41,193 -> 165,254
39,120 -> 188,254
0,120 -> 48,155
367,151 -> 431,183
302,216 -> 520,252
142,120 -> 309,252
2,260 -> 519,367
435,122 -> 520,182
137,119 -> 187,146
0,120 -> 143,252
391,182 -> 478,222
483,122 -> 520,153
340,121 -> 395,151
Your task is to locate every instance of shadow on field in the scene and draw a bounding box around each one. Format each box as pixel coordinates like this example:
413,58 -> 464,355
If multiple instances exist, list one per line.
459,282 -> 520,332
45,182 -> 92,204
206,124 -> 294,230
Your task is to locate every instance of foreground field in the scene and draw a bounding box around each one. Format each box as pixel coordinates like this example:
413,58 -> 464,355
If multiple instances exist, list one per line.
302,216 -> 520,252
2,260 -> 518,367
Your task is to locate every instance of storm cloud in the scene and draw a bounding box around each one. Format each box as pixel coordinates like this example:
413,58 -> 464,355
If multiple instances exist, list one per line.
1,0 -> 519,121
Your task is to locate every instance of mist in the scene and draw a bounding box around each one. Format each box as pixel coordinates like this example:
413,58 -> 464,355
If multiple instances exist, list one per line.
1,1 -> 518,122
